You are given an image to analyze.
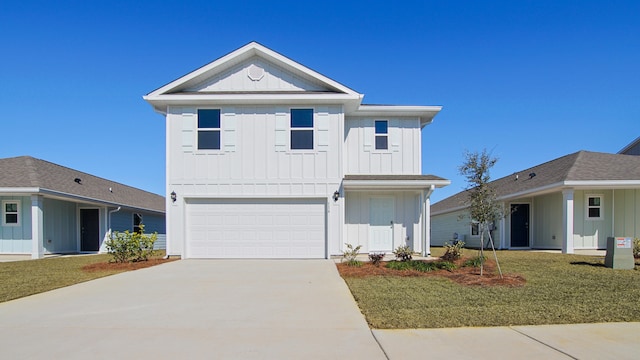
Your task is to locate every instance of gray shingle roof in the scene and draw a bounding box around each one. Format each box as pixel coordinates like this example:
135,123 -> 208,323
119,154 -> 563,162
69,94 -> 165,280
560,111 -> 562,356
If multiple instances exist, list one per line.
432,151 -> 640,214
0,156 -> 165,213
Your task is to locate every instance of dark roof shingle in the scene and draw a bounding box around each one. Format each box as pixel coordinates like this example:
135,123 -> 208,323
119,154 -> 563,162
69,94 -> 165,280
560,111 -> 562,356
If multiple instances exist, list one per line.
0,156 -> 164,213
432,151 -> 640,214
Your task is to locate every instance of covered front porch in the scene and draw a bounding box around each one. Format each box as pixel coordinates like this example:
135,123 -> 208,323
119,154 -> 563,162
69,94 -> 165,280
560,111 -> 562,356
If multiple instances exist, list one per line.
342,175 -> 449,256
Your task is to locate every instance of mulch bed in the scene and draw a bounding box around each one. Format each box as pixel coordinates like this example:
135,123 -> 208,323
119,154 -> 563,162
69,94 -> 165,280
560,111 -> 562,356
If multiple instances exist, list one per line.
82,257 -> 178,272
336,258 -> 526,287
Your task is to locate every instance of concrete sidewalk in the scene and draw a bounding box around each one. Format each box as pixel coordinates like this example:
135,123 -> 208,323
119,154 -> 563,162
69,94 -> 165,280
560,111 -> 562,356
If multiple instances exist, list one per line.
0,259 -> 637,359
374,322 -> 640,359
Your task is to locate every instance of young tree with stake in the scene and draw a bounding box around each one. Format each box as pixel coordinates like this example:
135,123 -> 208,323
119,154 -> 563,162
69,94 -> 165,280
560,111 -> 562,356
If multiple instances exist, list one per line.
459,149 -> 503,278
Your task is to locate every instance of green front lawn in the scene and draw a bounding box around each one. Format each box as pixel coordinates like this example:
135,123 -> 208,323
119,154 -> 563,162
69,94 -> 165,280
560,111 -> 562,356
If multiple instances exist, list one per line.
0,252 -> 168,303
341,249 -> 640,328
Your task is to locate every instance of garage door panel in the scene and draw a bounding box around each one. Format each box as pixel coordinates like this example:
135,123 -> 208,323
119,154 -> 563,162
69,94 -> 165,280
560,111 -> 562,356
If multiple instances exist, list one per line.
186,199 -> 326,259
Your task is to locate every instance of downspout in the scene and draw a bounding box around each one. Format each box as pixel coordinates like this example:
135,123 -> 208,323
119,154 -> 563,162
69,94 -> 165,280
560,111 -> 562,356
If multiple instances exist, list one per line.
422,185 -> 435,257
107,207 -> 121,239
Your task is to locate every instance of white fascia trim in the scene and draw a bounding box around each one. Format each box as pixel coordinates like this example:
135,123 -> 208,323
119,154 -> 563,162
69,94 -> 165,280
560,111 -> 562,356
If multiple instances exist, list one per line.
36,189 -> 165,215
353,105 -> 442,127
146,93 -> 361,103
563,180 -> 640,188
343,179 -> 451,190
0,187 -> 39,194
146,42 -> 361,99
145,94 -> 362,115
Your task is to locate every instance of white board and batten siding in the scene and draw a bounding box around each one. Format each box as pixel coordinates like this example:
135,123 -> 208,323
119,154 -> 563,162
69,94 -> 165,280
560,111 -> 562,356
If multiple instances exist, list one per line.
345,191 -> 424,254
344,117 -> 421,175
166,105 -> 343,258
189,57 -> 328,93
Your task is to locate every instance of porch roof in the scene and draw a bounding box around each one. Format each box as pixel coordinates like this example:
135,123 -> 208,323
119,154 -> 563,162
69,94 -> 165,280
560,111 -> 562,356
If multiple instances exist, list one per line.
432,150 -> 640,215
343,174 -> 450,190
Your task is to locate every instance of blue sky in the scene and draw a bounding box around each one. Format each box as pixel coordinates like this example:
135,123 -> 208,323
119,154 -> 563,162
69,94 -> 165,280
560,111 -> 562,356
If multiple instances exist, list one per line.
1,1 -> 638,202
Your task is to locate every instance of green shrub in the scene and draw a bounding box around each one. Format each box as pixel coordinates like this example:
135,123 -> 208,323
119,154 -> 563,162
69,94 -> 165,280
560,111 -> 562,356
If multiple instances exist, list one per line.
386,260 -> 456,272
441,241 -> 465,261
393,245 -> 413,262
106,225 -> 157,263
342,243 -> 363,267
634,238 -> 640,258
463,255 -> 487,268
369,252 -> 385,266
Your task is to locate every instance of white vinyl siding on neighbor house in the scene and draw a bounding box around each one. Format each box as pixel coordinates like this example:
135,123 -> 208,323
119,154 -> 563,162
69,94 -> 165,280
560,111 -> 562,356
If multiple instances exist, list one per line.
573,190 -> 612,249
0,197 -> 31,253
185,198 -> 326,258
345,117 -> 421,174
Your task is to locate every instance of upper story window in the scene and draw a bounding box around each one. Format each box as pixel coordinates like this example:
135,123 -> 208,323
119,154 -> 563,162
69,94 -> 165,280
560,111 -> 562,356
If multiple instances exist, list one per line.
291,109 -> 314,150
586,195 -> 603,220
2,200 -> 20,226
197,109 -> 221,150
133,213 -> 143,233
375,120 -> 388,150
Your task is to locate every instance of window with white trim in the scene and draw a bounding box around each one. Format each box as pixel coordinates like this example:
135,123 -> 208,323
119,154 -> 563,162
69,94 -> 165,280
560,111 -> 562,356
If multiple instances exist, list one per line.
197,109 -> 221,150
586,195 -> 603,220
290,109 -> 314,150
375,120 -> 388,150
2,200 -> 20,226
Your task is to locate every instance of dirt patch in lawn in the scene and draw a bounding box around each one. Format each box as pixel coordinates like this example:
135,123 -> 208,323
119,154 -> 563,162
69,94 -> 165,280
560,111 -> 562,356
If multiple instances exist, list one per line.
82,257 -> 178,272
336,259 -> 526,287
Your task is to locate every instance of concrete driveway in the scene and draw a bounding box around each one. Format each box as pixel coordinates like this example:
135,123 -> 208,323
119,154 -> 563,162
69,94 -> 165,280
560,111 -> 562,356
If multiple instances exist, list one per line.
0,260 -> 386,359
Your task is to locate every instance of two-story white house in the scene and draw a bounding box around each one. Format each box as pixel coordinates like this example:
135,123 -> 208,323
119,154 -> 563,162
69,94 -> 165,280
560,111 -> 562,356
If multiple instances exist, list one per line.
144,42 -> 449,259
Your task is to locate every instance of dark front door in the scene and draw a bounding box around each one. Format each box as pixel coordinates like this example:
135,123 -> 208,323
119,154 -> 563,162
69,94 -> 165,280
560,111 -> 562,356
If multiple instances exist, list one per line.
80,209 -> 100,251
510,204 -> 530,247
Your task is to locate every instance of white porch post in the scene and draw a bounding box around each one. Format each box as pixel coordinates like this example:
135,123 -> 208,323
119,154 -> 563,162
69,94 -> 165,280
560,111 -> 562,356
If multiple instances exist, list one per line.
562,189 -> 574,254
31,195 -> 44,259
422,185 -> 435,257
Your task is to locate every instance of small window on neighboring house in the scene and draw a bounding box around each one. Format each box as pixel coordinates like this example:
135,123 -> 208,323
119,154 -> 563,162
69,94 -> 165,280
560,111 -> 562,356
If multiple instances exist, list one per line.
133,213 -> 143,233
290,109 -> 314,150
470,222 -> 480,237
375,120 -> 388,150
586,195 -> 603,220
2,201 -> 20,226
197,109 -> 221,150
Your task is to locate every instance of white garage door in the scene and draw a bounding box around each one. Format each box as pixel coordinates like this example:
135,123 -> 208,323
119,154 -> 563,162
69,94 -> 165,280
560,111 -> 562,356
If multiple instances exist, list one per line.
186,198 -> 326,259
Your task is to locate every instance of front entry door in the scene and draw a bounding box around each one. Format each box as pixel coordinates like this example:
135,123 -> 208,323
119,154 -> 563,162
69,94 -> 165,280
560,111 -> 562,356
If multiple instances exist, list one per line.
510,204 -> 530,247
370,198 -> 394,251
80,209 -> 100,251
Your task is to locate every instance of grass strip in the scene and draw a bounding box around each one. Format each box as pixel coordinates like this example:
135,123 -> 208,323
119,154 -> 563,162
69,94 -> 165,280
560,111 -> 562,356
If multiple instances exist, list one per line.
341,249 -> 640,328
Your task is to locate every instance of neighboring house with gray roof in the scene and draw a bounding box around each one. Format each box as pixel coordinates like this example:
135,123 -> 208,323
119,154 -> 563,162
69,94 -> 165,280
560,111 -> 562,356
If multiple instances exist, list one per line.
0,156 -> 166,258
619,136 -> 640,156
431,151 -> 640,253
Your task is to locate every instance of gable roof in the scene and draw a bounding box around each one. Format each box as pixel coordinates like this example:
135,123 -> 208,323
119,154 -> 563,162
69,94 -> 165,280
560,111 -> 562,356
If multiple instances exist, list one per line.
144,42 -> 363,114
143,42 -> 442,125
432,151 -> 640,214
619,136 -> 640,155
0,156 -> 165,213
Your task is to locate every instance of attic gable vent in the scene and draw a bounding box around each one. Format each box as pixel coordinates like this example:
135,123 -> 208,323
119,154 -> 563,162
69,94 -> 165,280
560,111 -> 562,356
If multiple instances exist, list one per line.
247,64 -> 264,81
